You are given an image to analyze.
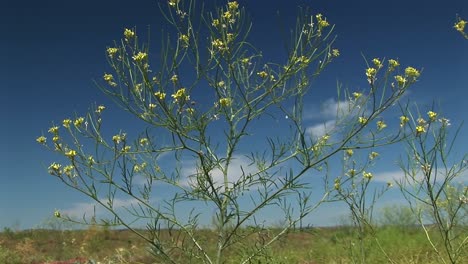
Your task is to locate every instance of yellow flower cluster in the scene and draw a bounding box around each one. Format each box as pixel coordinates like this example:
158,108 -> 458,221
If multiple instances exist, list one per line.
345,149 -> 354,157
365,68 -> 377,79
63,119 -> 72,128
124,28 -> 135,40
372,58 -> 382,69
415,125 -> 426,136
179,34 -> 189,46
363,171 -> 373,180
257,71 -> 268,78
154,91 -> 166,100
394,75 -> 406,87
347,169 -> 357,177
316,14 -> 330,28
107,47 -> 118,58
454,19 -> 466,33
228,1 -> 239,10
219,97 -> 232,107
168,0 -> 178,7
48,126 -> 59,134
404,67 -> 420,79
212,39 -> 227,51
369,151 -> 379,160
377,120 -> 387,130
65,149 -> 77,158
170,74 -> 178,83
427,111 -> 437,121
331,49 -> 340,57
352,92 -> 362,99
358,116 -> 368,125
112,134 -> 125,144
103,73 -> 117,87
139,138 -> 149,146
36,136 -> 47,144
172,88 -> 190,102
388,59 -> 399,69
132,52 -> 148,62
96,105 -> 105,114
74,117 -> 85,127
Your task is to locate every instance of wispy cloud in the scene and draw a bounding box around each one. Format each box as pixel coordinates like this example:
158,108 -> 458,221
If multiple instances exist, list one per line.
373,170 -> 468,184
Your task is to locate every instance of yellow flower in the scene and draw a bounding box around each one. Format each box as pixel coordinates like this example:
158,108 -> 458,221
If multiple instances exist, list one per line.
241,58 -> 250,64
334,178 -> 341,190
186,108 -> 195,115
388,59 -> 399,69
223,11 -> 232,20
228,1 -> 239,10
358,116 -> 368,125
74,117 -> 85,127
65,150 -> 77,158
257,71 -> 268,78
372,58 -> 382,69
62,119 -> 72,128
347,169 -> 357,177
365,68 -> 377,79
122,146 -> 131,152
154,91 -> 166,100
54,210 -> 61,218
139,138 -> 149,146
49,163 -> 62,172
212,19 -> 220,27
96,105 -> 105,114
36,136 -> 47,144
400,115 -> 410,127
394,75 -> 406,87
168,0 -> 178,7
148,103 -> 156,110
132,52 -> 148,62
352,92 -> 362,99
106,47 -> 118,58
316,14 -> 330,28
112,134 -> 124,144
172,88 -> 189,102
331,49 -> 340,57
416,125 -> 426,135
296,56 -> 310,65
48,126 -> 59,134
53,136 -> 60,142
170,74 -> 178,83
427,111 -> 437,122
124,28 -> 135,40
345,149 -> 354,156
454,19 -> 466,32
405,67 -> 420,79
63,165 -> 74,176
363,171 -> 373,180
369,151 -> 379,160
212,39 -> 225,50
219,98 -> 232,107
377,120 -> 387,130
179,34 -> 189,46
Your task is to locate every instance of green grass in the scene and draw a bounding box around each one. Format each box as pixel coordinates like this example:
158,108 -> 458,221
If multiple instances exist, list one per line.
0,225 -> 466,263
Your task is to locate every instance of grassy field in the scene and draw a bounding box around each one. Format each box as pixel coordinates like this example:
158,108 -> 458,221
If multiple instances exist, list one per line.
0,224 -> 466,263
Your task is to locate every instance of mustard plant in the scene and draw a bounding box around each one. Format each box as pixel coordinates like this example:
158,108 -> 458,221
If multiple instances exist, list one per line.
398,109 -> 467,263
37,1 -> 419,263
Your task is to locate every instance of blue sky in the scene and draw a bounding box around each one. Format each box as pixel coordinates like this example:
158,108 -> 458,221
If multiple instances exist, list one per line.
1,0 -> 467,229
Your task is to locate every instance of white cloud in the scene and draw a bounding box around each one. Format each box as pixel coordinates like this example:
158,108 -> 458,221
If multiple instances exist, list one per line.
61,197 -> 140,218
306,120 -> 336,138
180,154 -> 258,190
304,98 -> 353,121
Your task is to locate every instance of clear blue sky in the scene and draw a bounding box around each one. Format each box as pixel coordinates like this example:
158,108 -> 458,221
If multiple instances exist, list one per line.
1,0 -> 467,229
